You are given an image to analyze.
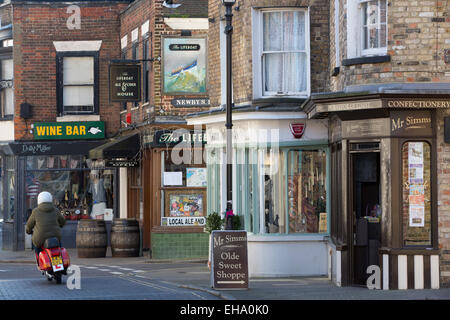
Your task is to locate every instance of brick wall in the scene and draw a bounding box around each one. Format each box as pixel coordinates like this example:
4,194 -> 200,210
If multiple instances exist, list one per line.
120,0 -> 209,126
207,0 -> 330,109
12,1 -> 128,140
330,0 -> 449,91
437,110 -> 450,287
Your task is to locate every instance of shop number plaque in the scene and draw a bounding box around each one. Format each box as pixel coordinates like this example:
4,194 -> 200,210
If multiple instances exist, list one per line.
211,230 -> 248,290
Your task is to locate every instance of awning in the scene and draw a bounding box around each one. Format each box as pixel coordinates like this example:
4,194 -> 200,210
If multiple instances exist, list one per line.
88,133 -> 140,160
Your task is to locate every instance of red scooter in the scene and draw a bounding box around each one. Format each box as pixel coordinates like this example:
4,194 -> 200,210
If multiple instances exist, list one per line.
35,237 -> 70,284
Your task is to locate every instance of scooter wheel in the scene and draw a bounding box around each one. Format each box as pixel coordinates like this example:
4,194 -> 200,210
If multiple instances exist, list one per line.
55,273 -> 62,284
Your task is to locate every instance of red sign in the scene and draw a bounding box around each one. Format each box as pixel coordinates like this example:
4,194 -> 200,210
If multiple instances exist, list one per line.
289,123 -> 306,139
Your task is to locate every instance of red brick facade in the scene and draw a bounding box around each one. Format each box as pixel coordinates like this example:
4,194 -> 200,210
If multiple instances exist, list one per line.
119,0 -> 209,126
11,1 -> 128,140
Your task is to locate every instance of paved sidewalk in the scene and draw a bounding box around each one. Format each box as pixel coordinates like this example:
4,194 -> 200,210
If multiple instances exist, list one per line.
1,247 -> 450,300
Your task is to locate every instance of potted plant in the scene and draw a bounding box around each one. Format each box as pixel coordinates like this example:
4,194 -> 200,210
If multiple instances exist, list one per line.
224,209 -> 242,230
205,212 -> 223,269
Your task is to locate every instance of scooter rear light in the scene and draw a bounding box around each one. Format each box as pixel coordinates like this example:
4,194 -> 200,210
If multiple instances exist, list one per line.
38,251 -> 52,270
61,247 -> 70,267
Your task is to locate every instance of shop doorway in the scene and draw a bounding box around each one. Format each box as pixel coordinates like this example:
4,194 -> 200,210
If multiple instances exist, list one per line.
349,143 -> 382,286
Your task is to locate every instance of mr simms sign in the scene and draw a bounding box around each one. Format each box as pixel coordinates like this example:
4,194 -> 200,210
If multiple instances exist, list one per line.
109,64 -> 141,102
211,230 -> 248,290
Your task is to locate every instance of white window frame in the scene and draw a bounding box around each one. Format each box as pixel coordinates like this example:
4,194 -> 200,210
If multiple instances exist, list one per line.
0,58 -> 14,118
360,0 -> 388,56
252,8 -> 310,99
347,0 -> 387,58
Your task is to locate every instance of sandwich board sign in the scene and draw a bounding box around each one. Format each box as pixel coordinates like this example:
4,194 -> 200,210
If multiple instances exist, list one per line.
210,230 -> 248,290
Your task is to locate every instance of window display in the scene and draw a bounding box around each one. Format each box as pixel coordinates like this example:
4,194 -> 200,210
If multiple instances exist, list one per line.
160,150 -> 207,226
25,155 -> 115,221
402,141 -> 431,246
263,149 -> 285,233
4,156 -> 15,221
287,149 -> 327,233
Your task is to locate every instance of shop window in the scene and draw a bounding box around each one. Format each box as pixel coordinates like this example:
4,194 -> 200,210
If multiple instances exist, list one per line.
253,8 -> 310,98
3,156 -> 15,221
402,142 -> 432,247
287,149 -> 327,234
161,150 -> 207,224
1,58 -> 14,118
57,52 -> 99,116
262,149 -> 286,233
25,155 -> 115,221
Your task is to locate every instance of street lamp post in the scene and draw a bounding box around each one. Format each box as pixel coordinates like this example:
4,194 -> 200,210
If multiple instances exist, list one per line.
222,0 -> 235,230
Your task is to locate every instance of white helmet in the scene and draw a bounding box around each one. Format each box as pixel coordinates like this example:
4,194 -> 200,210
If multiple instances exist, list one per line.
37,191 -> 53,205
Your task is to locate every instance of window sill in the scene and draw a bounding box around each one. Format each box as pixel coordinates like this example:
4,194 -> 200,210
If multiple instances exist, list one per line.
0,115 -> 13,121
57,115 -> 100,122
247,234 -> 329,242
252,97 -> 308,105
342,54 -> 391,66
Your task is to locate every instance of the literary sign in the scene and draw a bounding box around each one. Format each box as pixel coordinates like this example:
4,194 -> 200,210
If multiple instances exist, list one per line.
109,64 -> 141,102
211,230 -> 248,290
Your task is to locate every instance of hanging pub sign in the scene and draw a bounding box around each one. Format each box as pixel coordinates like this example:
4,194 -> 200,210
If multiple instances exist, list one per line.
109,63 -> 141,102
162,37 -> 207,95
211,230 -> 248,290
33,121 -> 105,140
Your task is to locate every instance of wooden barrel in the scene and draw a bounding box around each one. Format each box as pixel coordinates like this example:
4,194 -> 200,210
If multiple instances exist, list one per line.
111,219 -> 140,257
76,219 -> 107,258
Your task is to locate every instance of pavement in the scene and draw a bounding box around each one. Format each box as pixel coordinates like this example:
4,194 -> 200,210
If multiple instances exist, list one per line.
1,246 -> 450,300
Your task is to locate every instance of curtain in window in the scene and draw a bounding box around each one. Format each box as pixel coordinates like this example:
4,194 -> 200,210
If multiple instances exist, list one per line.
362,0 -> 387,50
263,11 -> 306,94
1,59 -> 14,116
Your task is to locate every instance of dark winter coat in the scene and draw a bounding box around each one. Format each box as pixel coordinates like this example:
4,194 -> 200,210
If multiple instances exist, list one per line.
25,202 -> 66,248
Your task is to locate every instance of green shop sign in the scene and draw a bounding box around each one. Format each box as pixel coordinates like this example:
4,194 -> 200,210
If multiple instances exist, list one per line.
33,121 -> 105,140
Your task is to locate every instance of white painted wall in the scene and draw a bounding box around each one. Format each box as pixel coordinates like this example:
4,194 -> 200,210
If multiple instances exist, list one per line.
197,115 -> 328,147
0,121 -> 14,141
247,236 -> 329,277
119,168 -> 128,218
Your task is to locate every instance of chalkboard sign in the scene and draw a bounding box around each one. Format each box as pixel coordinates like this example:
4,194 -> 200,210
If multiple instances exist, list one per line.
210,230 -> 248,290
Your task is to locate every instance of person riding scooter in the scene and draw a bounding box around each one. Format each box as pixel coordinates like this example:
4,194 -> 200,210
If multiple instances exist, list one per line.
26,191 -> 66,257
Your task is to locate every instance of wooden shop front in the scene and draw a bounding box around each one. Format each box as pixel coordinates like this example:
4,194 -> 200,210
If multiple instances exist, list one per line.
306,95 -> 445,289
126,126 -> 208,259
